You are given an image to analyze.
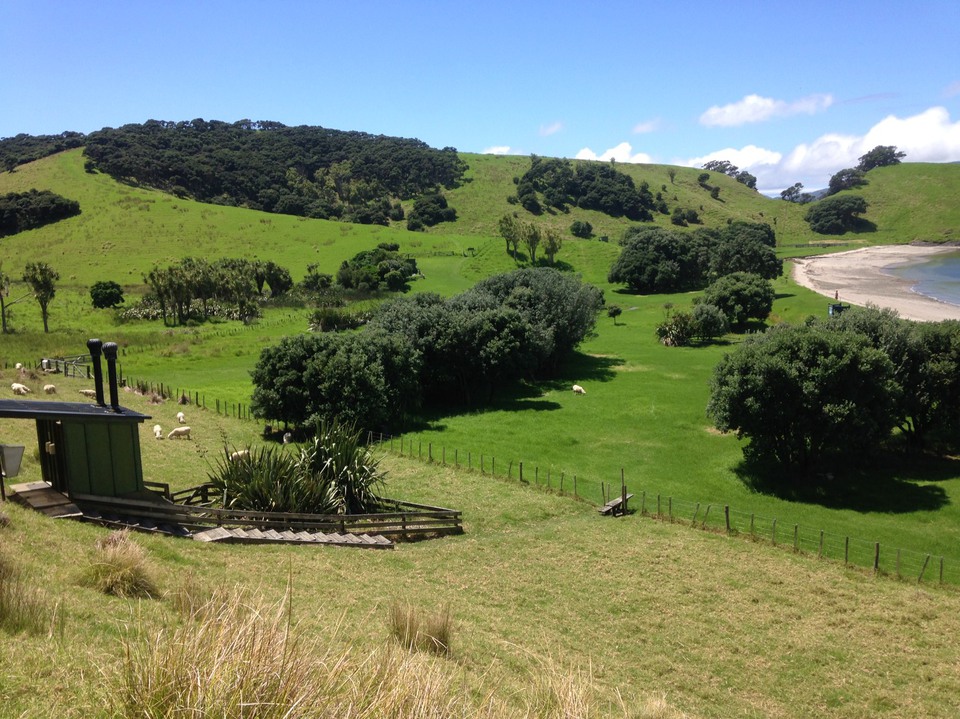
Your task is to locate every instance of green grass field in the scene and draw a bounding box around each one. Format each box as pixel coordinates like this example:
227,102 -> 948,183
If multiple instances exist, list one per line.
2,147 -> 960,714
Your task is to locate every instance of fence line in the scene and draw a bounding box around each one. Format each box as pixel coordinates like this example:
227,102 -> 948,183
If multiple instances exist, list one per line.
367,430 -> 956,587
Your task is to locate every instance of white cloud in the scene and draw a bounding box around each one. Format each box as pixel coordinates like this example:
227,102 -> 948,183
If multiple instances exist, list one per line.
539,121 -> 564,137
692,106 -> 960,193
575,142 -> 652,164
632,118 -> 661,134
700,93 -> 834,127
482,145 -> 512,155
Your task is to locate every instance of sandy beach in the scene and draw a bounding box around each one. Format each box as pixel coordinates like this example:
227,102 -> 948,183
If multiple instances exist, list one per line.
791,245 -> 960,322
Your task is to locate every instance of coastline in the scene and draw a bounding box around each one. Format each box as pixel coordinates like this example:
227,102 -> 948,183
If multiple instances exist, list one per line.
790,245 -> 960,322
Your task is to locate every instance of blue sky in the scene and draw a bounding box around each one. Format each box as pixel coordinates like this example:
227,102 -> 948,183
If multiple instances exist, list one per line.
3,0 -> 959,193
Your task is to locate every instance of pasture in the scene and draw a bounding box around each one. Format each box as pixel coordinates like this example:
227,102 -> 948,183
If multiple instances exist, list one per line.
2,147 -> 960,715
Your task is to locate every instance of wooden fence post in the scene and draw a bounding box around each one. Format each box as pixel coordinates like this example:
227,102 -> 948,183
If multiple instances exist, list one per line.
874,542 -> 880,573
844,536 -> 849,565
794,524 -> 799,552
771,518 -> 777,546
724,505 -> 730,532
519,462 -> 523,482
918,554 -> 930,584
819,530 -> 824,558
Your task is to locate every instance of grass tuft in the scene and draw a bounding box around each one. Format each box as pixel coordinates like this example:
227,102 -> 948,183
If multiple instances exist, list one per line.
388,600 -> 453,657
80,530 -> 158,599
0,550 -> 62,636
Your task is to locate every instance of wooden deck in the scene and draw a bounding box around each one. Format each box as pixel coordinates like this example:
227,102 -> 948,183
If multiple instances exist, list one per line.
9,482 -> 83,518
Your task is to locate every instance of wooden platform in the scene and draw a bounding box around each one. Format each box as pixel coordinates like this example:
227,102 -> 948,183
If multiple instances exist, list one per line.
599,493 -> 634,516
192,526 -> 394,548
8,481 -> 83,518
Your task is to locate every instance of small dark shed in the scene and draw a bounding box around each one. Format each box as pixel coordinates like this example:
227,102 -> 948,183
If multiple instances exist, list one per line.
0,340 -> 151,499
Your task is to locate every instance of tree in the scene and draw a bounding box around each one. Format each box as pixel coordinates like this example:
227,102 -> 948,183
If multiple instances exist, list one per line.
702,160 -> 738,176
0,264 -> 11,333
667,168 -> 677,184
735,170 -> 757,189
90,280 -> 125,309
542,228 -> 562,265
805,195 -> 869,235
707,325 -> 898,473
827,168 -> 867,195
521,221 -> 541,264
699,272 -> 775,329
857,145 -> 905,172
499,214 -> 522,257
22,261 -> 59,332
608,227 -> 708,293
607,305 -> 622,325
691,303 -> 729,341
570,220 -> 592,238
780,182 -> 806,203
707,222 -> 782,280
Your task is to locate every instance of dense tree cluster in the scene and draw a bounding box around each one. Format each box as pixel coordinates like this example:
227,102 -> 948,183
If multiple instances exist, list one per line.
708,308 -> 960,476
857,145 -> 906,172
827,167 -> 868,196
406,191 -> 456,230
336,244 -> 419,292
498,214 -> 562,264
141,257 -> 292,325
779,182 -> 814,204
0,131 -> 85,172
90,280 -> 125,309
82,119 -> 466,225
700,160 -> 758,189
511,156 -> 658,220
0,189 -> 80,237
607,221 -> 781,294
804,195 -> 870,234
251,268 -> 604,431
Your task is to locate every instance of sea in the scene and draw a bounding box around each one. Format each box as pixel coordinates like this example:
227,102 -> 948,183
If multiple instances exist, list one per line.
884,250 -> 960,309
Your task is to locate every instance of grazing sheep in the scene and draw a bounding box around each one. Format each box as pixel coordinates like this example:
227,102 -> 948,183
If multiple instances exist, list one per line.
282,432 -> 293,444
167,426 -> 191,440
43,384 -> 57,394
79,389 -> 98,398
230,449 -> 251,461
572,384 -> 586,395
11,382 -> 30,395
152,424 -> 163,439
14,363 -> 23,370
176,411 -> 186,424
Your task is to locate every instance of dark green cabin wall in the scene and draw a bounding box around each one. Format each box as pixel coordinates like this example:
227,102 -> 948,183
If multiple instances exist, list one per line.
62,421 -> 144,496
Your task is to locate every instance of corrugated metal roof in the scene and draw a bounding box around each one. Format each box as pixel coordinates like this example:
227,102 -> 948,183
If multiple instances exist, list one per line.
0,398 -> 150,422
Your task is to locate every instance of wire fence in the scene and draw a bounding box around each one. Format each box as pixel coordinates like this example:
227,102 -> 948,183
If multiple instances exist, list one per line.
367,430 -> 958,587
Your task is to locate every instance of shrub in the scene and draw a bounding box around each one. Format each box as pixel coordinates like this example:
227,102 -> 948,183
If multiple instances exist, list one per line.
570,219 -> 592,238
655,311 -> 695,347
80,530 -> 158,599
692,303 -> 729,341
701,272 -> 775,328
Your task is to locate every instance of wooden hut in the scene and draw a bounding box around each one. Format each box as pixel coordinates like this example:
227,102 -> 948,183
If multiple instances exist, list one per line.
0,340 -> 151,499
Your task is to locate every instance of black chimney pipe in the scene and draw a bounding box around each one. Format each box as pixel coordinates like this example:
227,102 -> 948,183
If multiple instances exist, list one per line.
86,338 -> 105,406
103,342 -> 120,411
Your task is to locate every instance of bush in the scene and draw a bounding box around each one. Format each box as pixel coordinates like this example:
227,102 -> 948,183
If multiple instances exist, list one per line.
90,280 -> 125,309
655,311 -> 695,347
805,195 -> 870,234
692,303 -> 729,340
700,272 -> 775,328
570,220 -> 592,238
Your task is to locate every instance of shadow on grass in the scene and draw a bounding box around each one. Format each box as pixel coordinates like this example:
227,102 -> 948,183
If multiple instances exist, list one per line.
734,451 -> 954,513
402,352 -> 624,430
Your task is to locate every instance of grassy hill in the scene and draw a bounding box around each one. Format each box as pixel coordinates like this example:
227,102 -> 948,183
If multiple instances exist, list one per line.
1,382 -> 959,718
2,144 -> 960,716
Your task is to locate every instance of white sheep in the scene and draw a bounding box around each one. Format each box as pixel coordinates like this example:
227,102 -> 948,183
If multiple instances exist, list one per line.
43,384 -> 57,394
11,382 -> 30,395
152,424 -> 163,439
14,363 -> 23,370
572,384 -> 586,395
230,449 -> 251,461
176,411 -> 186,424
282,432 -> 293,444
167,426 -> 191,440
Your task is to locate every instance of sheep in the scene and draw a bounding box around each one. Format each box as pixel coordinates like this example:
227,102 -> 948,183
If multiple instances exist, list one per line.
167,426 -> 191,440
79,389 -> 97,398
11,382 -> 31,395
152,424 -> 163,439
176,411 -> 186,424
230,449 -> 251,461
572,384 -> 586,395
282,432 -> 293,444
43,384 -> 57,394
14,362 -> 23,370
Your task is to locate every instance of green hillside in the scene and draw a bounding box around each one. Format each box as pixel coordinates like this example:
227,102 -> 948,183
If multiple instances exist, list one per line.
2,138 -> 960,717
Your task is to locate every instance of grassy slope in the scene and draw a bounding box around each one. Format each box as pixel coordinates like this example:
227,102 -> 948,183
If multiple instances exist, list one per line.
1,385 -> 959,718
3,152 -> 960,716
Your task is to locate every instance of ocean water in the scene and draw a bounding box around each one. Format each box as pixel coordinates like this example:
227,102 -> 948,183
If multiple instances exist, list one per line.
885,250 -> 960,308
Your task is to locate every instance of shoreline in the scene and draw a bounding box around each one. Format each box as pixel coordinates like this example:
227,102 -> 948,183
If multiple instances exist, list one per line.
790,245 -> 960,322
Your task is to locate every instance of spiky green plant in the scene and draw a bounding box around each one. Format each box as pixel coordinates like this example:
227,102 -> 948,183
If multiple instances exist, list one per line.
302,417 -> 384,514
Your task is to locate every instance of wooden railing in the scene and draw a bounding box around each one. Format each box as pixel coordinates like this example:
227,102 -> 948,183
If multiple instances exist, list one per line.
71,489 -> 463,540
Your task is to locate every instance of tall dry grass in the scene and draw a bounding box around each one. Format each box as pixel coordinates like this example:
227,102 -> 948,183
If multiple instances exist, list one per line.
111,587 -> 688,718
387,600 -> 452,656
0,550 -> 62,636
80,529 -> 158,599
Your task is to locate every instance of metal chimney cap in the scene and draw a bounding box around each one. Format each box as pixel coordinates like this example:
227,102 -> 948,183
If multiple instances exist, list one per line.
87,338 -> 103,355
103,342 -> 118,358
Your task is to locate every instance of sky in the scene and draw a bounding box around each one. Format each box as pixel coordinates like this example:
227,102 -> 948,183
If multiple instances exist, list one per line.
2,0 -> 960,194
